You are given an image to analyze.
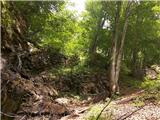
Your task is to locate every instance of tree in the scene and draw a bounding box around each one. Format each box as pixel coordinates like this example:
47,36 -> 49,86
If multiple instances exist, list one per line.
124,1 -> 160,77
83,1 -> 114,67
89,3 -> 107,56
110,1 -> 122,95
110,1 -> 133,94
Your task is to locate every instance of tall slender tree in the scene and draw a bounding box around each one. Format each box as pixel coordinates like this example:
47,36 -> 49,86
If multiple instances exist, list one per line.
110,1 -> 122,94
110,1 -> 133,95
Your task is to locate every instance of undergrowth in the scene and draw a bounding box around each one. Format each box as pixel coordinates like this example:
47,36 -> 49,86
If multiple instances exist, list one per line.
140,78 -> 160,104
120,73 -> 160,105
85,103 -> 113,120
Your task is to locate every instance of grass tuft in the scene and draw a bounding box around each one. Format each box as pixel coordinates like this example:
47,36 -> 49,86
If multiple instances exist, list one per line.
85,103 -> 113,120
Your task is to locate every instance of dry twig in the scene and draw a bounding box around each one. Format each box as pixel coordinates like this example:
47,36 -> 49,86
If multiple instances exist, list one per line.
117,105 -> 145,120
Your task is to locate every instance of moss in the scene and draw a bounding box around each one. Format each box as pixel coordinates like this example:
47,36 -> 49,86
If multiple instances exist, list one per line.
85,103 -> 113,120
131,98 -> 145,107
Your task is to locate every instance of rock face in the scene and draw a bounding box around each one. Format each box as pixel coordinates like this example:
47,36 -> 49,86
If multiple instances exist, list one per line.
1,68 -> 70,120
54,72 -> 110,96
144,65 -> 160,80
1,2 -> 69,120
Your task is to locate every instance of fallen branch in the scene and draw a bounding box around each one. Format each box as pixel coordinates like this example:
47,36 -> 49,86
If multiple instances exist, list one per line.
1,80 -> 10,92
0,111 -> 19,118
96,97 -> 112,120
75,107 -> 89,114
117,90 -> 145,104
61,107 -> 89,120
117,105 -> 145,120
18,115 -> 26,120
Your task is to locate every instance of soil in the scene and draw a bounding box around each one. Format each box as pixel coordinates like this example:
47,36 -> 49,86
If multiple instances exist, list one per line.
59,89 -> 160,120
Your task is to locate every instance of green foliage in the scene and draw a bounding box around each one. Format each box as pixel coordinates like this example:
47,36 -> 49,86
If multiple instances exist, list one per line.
120,75 -> 142,89
135,76 -> 160,103
85,104 -> 113,120
3,1 -> 160,119
3,0 -> 160,98
4,1 -> 159,70
125,1 -> 160,67
40,9 -> 77,48
83,0 -> 113,57
121,75 -> 160,105
141,79 -> 160,91
1,2 -> 14,30
131,97 -> 145,107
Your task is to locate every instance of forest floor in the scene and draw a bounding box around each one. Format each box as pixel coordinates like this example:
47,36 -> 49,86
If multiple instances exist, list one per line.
2,65 -> 160,120
58,93 -> 160,120
58,78 -> 160,120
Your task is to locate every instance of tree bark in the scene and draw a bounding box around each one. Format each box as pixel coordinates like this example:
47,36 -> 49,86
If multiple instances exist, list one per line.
110,1 -> 132,95
115,1 -> 132,92
110,1 -> 122,94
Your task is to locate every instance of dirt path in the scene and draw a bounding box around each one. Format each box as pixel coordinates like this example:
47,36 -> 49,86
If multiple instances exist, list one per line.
59,90 -> 160,120
110,102 -> 160,120
109,91 -> 160,120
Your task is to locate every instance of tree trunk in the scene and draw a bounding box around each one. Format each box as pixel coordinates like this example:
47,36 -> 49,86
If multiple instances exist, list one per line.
131,10 -> 144,78
110,1 -> 132,95
89,12 -> 107,56
110,1 -> 122,94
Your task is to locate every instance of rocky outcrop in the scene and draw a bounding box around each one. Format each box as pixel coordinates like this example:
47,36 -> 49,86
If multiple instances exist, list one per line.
1,68 -> 69,120
144,65 -> 160,80
1,2 -> 69,120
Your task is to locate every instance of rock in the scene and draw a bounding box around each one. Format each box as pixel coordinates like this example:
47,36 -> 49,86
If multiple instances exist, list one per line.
145,66 -> 159,80
55,98 -> 70,105
151,65 -> 160,73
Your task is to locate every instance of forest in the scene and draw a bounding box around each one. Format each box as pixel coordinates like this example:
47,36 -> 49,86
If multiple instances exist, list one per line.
1,1 -> 160,120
